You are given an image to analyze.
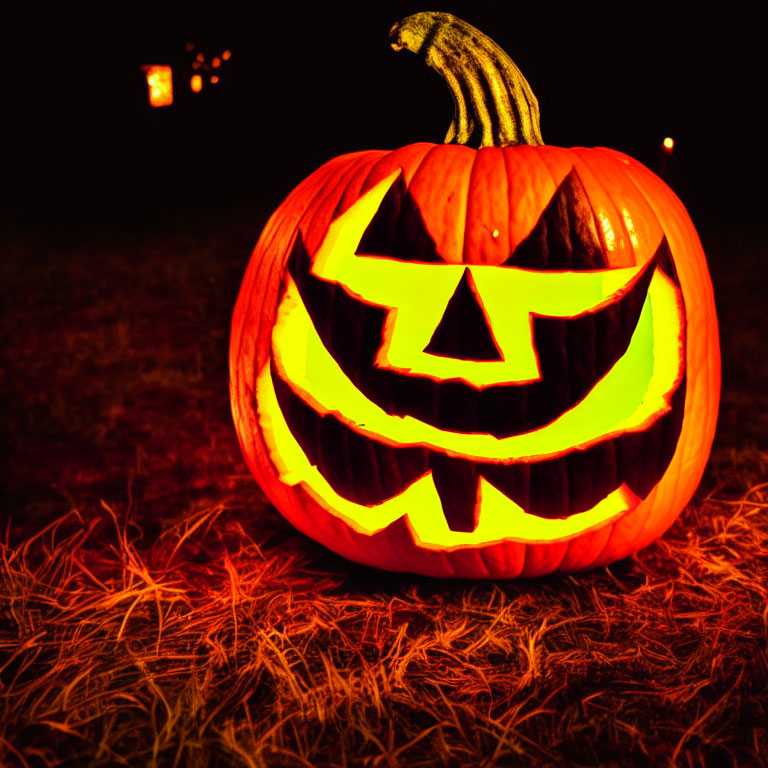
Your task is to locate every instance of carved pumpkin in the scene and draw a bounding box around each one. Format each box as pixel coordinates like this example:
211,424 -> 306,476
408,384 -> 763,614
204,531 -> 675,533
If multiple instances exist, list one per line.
230,12 -> 720,578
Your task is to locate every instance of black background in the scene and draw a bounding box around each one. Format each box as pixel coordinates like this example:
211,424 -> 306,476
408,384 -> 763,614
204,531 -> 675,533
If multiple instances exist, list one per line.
3,2 -> 767,237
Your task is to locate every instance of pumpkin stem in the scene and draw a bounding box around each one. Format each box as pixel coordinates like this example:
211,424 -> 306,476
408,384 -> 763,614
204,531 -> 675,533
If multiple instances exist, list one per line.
389,11 -> 544,148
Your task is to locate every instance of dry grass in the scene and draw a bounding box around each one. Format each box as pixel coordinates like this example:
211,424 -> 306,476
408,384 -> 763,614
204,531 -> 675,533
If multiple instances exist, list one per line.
1,207 -> 766,766
1,485 -> 766,767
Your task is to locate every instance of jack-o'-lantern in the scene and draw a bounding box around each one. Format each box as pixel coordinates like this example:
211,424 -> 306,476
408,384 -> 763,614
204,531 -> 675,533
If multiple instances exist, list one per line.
230,12 -> 720,578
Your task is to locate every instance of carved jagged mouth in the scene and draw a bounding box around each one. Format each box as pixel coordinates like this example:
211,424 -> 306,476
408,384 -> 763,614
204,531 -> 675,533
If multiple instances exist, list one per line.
269,359 -> 686,533
265,248 -> 686,533
262,259 -> 686,534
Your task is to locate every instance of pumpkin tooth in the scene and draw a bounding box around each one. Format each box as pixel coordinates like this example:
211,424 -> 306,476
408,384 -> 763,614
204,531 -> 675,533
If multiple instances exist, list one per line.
429,454 -> 481,533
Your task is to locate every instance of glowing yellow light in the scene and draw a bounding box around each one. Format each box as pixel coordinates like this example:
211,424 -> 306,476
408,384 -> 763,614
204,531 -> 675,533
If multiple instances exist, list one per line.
254,170 -> 687,549
662,137 -> 675,153
256,360 -> 640,546
190,74 -> 203,93
210,75 -> 220,84
212,56 -> 221,68
222,49 -> 232,61
310,172 -> 650,387
271,267 -> 682,463
142,65 -> 173,108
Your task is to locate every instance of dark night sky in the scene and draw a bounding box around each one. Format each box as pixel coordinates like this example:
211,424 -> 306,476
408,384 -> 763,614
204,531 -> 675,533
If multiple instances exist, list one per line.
2,2 -> 767,237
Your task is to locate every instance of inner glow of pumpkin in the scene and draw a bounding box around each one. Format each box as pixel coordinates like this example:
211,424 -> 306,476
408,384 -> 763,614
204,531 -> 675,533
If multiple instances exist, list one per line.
312,170 -> 650,388
270,265 -> 683,463
253,169 -> 686,547
256,359 -> 640,547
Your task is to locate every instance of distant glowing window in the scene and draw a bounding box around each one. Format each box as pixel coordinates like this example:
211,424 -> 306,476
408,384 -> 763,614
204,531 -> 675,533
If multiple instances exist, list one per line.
222,49 -> 232,61
142,65 -> 173,107
210,75 -> 220,84
212,56 -> 221,68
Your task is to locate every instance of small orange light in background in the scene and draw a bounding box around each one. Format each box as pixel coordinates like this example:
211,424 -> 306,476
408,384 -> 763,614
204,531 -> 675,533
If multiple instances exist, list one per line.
191,74 -> 203,93
210,75 -> 220,84
212,56 -> 221,68
662,137 -> 675,154
185,42 -> 195,52
142,65 -> 173,107
196,52 -> 205,63
222,49 -> 232,61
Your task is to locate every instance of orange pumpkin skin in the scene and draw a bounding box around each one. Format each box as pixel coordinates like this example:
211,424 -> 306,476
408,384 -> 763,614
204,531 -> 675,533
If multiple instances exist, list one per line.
230,141 -> 720,578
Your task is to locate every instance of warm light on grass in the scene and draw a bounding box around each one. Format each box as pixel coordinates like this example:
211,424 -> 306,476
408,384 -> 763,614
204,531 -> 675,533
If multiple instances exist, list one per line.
1,483 -> 766,765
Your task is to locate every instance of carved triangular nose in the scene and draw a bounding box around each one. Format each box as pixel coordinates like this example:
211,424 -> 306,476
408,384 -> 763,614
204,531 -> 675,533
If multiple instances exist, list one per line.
424,268 -> 504,361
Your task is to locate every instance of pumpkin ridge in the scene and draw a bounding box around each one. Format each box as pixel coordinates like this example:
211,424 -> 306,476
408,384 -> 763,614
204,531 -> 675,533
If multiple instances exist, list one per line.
568,149 -> 636,266
573,146 -> 667,267
303,155 -> 380,255
330,153 -> 392,223
461,143 -> 483,262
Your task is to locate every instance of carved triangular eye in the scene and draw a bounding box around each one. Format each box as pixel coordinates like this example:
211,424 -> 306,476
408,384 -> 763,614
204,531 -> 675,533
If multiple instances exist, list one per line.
505,168 -> 608,270
653,236 -> 680,287
424,268 -> 504,361
356,173 -> 443,262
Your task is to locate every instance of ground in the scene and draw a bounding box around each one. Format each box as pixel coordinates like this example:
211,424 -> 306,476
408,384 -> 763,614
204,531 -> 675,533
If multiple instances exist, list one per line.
1,200 -> 766,767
